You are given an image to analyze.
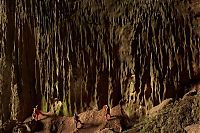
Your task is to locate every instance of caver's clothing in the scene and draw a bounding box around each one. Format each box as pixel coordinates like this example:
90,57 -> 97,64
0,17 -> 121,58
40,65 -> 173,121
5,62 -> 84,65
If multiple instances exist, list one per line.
32,106 -> 42,121
103,105 -> 111,120
74,113 -> 83,129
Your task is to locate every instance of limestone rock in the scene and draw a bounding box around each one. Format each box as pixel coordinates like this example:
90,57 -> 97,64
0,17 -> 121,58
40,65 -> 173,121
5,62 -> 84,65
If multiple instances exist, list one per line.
96,128 -> 115,133
0,0 -> 200,126
185,124 -> 200,133
147,98 -> 173,117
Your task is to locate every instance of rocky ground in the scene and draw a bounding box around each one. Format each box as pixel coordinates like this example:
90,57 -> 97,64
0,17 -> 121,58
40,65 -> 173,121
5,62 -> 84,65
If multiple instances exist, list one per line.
32,106 -> 128,133
126,89 -> 200,133
2,86 -> 200,133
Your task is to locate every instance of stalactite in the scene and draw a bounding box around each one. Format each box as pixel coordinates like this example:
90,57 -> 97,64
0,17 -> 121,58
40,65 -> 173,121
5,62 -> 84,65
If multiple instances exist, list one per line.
0,0 -> 7,124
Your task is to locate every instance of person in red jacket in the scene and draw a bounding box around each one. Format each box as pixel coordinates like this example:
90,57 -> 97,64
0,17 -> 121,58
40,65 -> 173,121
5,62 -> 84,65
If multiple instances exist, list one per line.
32,105 -> 43,121
103,105 -> 111,121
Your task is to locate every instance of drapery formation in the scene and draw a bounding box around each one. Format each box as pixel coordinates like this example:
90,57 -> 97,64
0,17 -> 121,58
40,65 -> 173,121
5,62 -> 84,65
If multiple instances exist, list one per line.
0,0 -> 199,123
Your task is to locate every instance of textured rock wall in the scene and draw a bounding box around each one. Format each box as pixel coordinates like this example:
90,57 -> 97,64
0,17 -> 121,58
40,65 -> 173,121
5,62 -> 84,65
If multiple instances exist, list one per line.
0,0 -> 200,122
0,0 -> 11,124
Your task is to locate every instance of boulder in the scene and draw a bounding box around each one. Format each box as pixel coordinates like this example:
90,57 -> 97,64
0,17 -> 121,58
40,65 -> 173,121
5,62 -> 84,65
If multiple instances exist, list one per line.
147,98 -> 173,117
185,124 -> 200,133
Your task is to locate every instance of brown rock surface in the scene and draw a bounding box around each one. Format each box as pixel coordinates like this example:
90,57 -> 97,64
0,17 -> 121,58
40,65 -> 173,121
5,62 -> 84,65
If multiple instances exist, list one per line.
126,94 -> 200,133
19,107 -> 125,133
58,108 -> 123,133
96,128 -> 115,133
147,98 -> 173,117
184,124 -> 200,133
185,124 -> 200,133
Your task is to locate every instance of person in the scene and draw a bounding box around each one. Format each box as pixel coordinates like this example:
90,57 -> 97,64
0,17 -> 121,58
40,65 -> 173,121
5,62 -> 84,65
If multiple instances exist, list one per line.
32,105 -> 43,121
51,98 -> 62,115
103,105 -> 111,120
74,113 -> 83,129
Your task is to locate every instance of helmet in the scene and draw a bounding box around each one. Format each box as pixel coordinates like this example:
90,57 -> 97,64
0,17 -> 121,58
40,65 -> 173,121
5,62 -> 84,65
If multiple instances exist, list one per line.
103,105 -> 109,110
74,113 -> 77,117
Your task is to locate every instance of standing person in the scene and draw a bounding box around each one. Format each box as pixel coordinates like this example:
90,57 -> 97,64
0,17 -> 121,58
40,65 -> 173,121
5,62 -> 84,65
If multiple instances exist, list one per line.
74,113 -> 83,129
103,105 -> 111,120
50,97 -> 62,115
32,105 -> 43,121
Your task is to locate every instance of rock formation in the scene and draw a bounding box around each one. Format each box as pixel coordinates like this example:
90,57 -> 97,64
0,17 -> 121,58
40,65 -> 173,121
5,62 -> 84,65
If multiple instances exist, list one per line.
0,0 -> 199,125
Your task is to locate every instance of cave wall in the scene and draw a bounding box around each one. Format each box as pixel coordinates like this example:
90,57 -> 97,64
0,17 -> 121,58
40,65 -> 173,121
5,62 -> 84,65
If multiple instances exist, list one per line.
0,0 -> 200,122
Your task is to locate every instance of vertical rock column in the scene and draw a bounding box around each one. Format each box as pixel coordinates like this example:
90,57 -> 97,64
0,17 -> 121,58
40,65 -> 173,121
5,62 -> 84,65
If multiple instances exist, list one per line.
0,0 -> 8,124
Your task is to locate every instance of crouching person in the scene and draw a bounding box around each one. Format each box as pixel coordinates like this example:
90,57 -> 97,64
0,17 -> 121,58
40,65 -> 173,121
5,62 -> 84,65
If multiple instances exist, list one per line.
32,105 -> 43,121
